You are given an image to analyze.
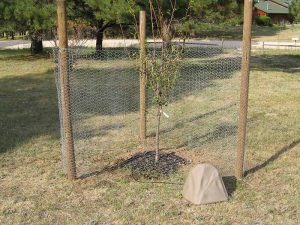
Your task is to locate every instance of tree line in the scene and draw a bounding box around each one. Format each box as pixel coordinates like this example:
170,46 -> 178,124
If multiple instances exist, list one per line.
0,0 -> 270,54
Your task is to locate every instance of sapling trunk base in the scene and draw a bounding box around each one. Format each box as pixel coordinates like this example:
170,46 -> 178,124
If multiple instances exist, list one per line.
155,105 -> 162,163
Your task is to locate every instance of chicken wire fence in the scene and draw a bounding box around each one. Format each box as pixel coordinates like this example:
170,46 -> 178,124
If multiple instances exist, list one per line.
53,45 -> 242,178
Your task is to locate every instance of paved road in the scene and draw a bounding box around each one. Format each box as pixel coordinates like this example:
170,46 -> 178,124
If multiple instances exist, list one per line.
0,39 -> 243,49
177,40 -> 242,48
1,39 -> 299,50
0,40 -> 30,48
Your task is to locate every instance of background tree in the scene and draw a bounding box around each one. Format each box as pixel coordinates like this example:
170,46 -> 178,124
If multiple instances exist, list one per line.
14,0 -> 56,54
290,0 -> 300,22
133,0 -> 190,46
68,0 -> 131,50
180,0 -> 241,35
132,0 -> 241,44
0,0 -> 19,40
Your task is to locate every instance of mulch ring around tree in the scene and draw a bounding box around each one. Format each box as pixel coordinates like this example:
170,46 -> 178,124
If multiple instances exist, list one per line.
108,151 -> 189,180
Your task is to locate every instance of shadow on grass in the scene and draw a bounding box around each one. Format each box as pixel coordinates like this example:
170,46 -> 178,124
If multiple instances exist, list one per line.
65,54 -> 240,117
251,54 -> 300,73
80,151 -> 188,180
73,123 -> 126,140
0,70 -> 59,154
175,123 -> 237,149
222,176 -> 237,197
148,103 -> 237,138
245,139 -> 300,176
0,49 -> 51,61
1,49 -> 240,156
80,122 -> 237,179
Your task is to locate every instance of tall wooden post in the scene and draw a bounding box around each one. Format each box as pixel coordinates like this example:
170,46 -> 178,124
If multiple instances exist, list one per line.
57,0 -> 77,179
236,0 -> 253,179
139,10 -> 146,140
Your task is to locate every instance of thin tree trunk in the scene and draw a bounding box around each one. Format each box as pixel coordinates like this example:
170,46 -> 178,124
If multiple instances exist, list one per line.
95,20 -> 105,51
31,37 -> 43,54
161,19 -> 172,49
51,28 -> 58,47
155,105 -> 162,163
11,32 -> 14,40
96,30 -> 104,51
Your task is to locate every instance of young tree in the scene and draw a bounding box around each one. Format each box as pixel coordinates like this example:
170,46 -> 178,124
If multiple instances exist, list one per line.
143,0 -> 184,163
146,48 -> 182,162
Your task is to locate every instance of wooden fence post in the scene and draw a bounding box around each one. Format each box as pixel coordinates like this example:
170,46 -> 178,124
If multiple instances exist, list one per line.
57,0 -> 77,180
236,0 -> 253,179
139,10 -> 146,140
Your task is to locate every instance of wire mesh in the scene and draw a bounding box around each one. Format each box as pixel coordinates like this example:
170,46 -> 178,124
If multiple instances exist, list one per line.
53,45 -> 242,178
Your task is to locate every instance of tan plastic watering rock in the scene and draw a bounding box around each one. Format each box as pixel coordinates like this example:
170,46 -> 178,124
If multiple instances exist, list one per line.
182,163 -> 228,204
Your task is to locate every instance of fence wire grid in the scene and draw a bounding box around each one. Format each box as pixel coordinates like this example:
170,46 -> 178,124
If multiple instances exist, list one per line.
54,45 -> 242,178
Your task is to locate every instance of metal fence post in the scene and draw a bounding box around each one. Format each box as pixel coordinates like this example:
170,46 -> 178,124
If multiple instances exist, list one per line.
139,10 -> 146,140
236,0 -> 253,179
57,0 -> 77,180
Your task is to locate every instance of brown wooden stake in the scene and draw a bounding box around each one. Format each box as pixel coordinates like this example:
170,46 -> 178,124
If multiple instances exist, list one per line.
139,10 -> 146,140
57,0 -> 77,180
236,0 -> 253,179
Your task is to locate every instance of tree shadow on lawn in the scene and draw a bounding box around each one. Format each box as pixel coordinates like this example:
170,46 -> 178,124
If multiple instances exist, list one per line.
73,123 -> 126,140
0,49 -> 51,61
80,151 -> 188,180
147,103 -> 237,138
0,70 -> 59,154
66,54 -> 241,117
74,104 -> 236,145
175,123 -> 237,149
245,138 -> 300,176
80,122 -> 238,177
251,54 -> 300,73
0,49 -> 240,156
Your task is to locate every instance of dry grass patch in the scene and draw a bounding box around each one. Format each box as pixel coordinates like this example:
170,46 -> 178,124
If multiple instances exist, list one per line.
0,49 -> 299,224
252,24 -> 300,42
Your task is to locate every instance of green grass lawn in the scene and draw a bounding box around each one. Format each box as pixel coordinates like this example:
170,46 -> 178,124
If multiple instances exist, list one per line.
0,49 -> 299,224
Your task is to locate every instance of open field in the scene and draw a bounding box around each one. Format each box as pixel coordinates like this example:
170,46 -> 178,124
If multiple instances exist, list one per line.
196,24 -> 300,42
252,24 -> 300,42
0,49 -> 299,224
